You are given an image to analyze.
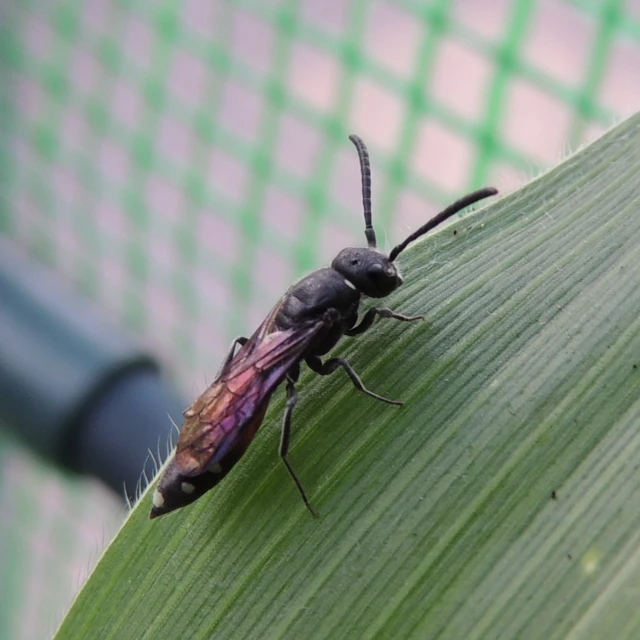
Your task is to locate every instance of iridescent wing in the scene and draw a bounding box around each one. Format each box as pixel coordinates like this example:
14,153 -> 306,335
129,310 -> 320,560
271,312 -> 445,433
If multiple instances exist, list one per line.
174,302 -> 325,477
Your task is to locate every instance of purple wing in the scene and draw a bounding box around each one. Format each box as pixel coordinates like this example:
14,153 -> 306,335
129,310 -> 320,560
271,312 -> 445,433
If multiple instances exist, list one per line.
174,305 -> 325,477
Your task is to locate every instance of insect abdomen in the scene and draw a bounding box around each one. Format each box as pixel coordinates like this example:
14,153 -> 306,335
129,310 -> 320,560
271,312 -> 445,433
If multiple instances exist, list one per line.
150,399 -> 271,518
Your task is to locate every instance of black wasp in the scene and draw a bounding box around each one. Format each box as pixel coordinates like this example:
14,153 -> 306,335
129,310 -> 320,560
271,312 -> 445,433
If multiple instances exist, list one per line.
150,135 -> 497,518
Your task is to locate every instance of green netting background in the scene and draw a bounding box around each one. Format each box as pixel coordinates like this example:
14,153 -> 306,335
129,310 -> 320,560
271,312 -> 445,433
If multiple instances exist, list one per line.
1,0 -> 640,638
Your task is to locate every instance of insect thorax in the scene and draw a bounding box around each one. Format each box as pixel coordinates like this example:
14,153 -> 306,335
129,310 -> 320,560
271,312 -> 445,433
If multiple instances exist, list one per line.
275,268 -> 361,343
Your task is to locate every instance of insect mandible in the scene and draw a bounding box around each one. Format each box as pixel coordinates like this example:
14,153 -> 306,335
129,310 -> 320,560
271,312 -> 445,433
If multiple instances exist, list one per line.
150,135 -> 497,519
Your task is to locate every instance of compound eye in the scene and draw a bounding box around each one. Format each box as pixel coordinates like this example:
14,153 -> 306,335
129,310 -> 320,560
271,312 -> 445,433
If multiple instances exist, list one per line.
367,263 -> 386,279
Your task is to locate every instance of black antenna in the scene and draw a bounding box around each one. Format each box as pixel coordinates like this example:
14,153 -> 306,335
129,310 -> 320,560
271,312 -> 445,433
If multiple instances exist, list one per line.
349,134 -> 376,248
388,187 -> 498,262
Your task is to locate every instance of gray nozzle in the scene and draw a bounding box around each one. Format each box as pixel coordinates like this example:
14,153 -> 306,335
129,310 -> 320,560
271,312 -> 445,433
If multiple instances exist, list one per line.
0,238 -> 185,499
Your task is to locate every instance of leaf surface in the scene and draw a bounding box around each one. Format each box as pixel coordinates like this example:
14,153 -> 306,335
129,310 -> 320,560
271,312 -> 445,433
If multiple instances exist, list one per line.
56,114 -> 640,640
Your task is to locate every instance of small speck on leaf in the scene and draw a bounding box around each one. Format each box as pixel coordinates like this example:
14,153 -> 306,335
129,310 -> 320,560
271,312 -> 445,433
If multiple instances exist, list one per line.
551,490 -> 558,500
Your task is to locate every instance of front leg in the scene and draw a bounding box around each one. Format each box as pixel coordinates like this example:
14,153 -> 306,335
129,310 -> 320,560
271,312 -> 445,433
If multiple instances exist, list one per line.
306,355 -> 403,406
345,307 -> 424,336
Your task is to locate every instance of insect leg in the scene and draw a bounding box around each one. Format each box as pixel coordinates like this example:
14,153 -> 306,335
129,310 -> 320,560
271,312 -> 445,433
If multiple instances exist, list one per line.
216,336 -> 249,377
306,355 -> 403,406
345,307 -> 424,336
279,366 -> 318,518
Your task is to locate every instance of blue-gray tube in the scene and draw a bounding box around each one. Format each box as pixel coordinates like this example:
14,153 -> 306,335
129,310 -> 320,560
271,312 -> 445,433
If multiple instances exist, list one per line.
0,238 -> 185,499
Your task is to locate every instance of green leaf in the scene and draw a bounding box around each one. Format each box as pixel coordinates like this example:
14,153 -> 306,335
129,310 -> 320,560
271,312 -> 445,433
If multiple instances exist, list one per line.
56,113 -> 640,639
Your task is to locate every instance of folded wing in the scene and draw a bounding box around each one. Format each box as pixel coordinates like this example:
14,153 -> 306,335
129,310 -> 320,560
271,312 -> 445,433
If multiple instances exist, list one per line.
174,304 -> 324,476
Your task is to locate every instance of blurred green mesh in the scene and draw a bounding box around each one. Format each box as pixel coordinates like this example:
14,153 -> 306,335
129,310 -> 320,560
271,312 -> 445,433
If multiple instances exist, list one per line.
1,0 -> 640,638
